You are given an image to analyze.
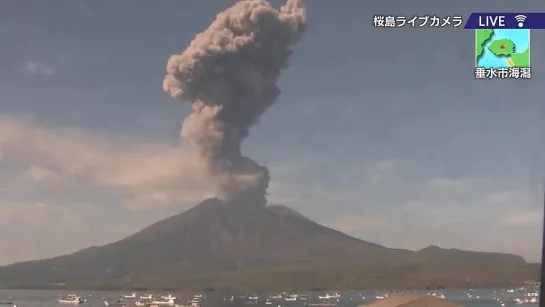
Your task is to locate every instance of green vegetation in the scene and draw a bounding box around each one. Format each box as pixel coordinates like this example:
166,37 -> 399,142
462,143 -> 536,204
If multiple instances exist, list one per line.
4,261 -> 539,291
488,39 -> 515,57
475,29 -> 493,60
510,48 -> 530,67
196,262 -> 540,292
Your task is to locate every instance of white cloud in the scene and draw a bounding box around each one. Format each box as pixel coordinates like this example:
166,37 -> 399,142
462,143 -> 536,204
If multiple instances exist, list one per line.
0,201 -> 118,264
0,116 -> 223,263
21,61 -> 56,76
21,165 -> 61,182
319,184 -> 542,261
363,159 -> 400,182
426,177 -> 469,191
501,211 -> 543,226
485,190 -> 517,203
123,189 -> 216,211
374,159 -> 397,171
328,200 -> 471,234
0,115 -> 213,211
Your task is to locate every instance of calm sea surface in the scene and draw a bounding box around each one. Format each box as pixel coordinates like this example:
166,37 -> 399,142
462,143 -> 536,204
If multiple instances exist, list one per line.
0,289 -> 540,307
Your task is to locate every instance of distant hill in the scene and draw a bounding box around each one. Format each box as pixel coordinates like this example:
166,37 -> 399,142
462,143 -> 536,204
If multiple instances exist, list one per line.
0,198 -> 537,290
413,245 -> 527,266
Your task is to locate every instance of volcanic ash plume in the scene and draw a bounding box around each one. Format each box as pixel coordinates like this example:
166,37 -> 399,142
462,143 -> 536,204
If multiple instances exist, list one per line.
163,0 -> 306,207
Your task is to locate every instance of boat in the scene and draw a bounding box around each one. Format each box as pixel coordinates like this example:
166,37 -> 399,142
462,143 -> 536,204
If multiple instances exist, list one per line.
140,295 -> 153,300
151,299 -> 175,306
161,295 -> 176,300
319,293 -> 340,300
225,296 -> 234,302
431,293 -> 446,299
136,300 -> 155,306
124,293 -> 137,299
104,300 -> 128,307
58,295 -> 84,304
187,298 -> 200,307
284,297 -> 296,301
188,295 -> 202,307
523,297 -> 538,304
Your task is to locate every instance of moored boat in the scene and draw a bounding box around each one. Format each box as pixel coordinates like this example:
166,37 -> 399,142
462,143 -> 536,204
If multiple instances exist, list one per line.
58,295 -> 84,304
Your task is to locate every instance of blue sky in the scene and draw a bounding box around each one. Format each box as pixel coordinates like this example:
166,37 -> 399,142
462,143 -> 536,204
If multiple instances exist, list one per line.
0,0 -> 544,265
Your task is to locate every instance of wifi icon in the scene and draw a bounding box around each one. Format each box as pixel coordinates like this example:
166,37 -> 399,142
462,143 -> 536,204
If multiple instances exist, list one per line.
515,15 -> 527,28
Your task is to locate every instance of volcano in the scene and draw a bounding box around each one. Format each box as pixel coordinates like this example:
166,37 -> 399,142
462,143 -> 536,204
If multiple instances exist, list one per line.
0,198 -> 535,290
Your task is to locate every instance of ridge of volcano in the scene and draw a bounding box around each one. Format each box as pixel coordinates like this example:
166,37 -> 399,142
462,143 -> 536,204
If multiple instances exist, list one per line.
0,198 -> 533,290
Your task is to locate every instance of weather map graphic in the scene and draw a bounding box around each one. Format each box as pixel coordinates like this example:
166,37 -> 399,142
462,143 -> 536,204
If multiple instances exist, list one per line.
474,29 -> 530,79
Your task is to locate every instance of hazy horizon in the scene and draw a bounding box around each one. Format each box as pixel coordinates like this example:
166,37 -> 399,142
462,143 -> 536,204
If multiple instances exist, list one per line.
0,0 -> 544,265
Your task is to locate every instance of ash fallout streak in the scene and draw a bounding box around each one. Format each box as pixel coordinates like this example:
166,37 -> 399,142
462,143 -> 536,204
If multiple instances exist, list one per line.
163,0 -> 307,207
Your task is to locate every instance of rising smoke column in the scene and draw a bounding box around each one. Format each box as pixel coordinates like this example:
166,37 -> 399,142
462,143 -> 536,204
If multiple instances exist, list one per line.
163,0 -> 306,207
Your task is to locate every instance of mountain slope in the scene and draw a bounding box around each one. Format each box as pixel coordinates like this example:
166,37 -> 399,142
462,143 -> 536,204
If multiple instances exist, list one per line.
413,245 -> 526,266
266,204 -> 311,220
0,198 -> 394,286
0,198 -> 531,289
